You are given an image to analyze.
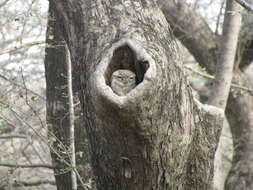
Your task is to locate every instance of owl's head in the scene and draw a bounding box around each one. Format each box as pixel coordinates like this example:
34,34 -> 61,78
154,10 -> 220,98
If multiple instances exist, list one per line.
111,70 -> 136,86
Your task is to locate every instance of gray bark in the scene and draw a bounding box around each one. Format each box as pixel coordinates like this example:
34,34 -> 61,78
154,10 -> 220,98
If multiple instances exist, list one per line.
45,3 -> 72,189
66,44 -> 78,190
50,0 -> 224,189
208,0 -> 242,109
157,0 -> 253,189
45,2 -> 93,190
224,72 -> 253,190
158,0 -> 218,73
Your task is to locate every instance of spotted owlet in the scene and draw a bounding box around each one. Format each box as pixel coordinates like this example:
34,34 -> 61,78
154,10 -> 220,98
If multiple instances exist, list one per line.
111,70 -> 136,96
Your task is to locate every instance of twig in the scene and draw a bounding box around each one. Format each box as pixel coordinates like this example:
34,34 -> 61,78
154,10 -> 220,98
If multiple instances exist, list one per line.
20,68 -> 45,129
0,41 -> 45,56
0,163 -> 54,169
215,0 -> 225,35
235,0 -> 253,12
13,179 -> 55,187
184,65 -> 253,94
1,107 -> 86,186
0,135 -> 27,139
0,74 -> 45,101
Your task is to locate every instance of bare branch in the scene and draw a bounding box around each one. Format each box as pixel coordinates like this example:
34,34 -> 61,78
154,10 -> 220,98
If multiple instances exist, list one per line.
13,179 -> 55,187
215,0 -> 225,34
0,134 -> 27,139
235,0 -> 253,12
0,74 -> 45,101
0,41 -> 45,56
20,68 -> 45,129
158,0 -> 218,73
184,65 -> 253,94
0,163 -> 54,169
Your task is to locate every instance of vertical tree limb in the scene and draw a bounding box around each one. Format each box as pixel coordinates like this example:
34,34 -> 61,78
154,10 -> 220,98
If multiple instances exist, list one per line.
66,44 -> 77,190
208,0 -> 242,109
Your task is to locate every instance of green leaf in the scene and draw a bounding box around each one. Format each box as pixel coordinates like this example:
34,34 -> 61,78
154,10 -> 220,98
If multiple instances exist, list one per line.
31,96 -> 38,101
0,103 -> 9,108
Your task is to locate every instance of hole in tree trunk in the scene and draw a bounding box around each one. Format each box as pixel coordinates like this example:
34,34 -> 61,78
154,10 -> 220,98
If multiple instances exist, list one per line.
104,45 -> 149,86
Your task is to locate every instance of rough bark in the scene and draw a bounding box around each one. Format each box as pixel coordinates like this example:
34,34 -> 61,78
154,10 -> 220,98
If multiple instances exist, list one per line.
157,0 -> 253,189
50,0 -> 224,189
224,71 -> 253,190
238,5 -> 253,69
45,3 -> 72,189
45,2 -> 93,190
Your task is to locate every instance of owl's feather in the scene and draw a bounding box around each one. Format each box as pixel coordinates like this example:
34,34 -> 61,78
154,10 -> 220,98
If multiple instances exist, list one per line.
111,70 -> 136,96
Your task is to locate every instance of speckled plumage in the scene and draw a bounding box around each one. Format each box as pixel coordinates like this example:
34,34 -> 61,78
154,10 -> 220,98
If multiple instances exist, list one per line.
111,69 -> 136,96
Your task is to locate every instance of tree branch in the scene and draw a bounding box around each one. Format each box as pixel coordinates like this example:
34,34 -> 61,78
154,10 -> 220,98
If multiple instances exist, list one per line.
0,74 -> 45,101
235,0 -> 253,12
66,43 -> 78,190
184,65 -> 253,94
0,41 -> 45,56
158,0 -> 218,73
13,179 -> 55,187
0,163 -> 54,169
0,134 -> 27,139
208,0 -> 242,109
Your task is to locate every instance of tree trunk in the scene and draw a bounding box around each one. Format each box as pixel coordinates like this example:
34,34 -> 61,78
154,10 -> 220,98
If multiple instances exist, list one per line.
45,2 -> 94,190
225,71 -> 253,190
50,0 -> 223,189
45,3 -> 72,189
158,1 -> 253,189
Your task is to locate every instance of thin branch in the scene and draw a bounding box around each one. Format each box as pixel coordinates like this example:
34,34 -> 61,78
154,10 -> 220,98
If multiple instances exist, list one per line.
0,54 -> 42,66
0,163 -> 54,169
184,65 -> 253,94
1,107 -> 87,188
0,74 -> 45,101
66,43 -> 77,190
215,0 -> 225,34
235,0 -> 253,12
0,41 -> 45,56
0,74 -> 46,101
0,134 -> 27,139
13,179 -> 55,187
20,68 -> 45,129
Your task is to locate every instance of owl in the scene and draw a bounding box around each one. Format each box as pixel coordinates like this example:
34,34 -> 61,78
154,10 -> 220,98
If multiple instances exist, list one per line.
111,70 -> 136,96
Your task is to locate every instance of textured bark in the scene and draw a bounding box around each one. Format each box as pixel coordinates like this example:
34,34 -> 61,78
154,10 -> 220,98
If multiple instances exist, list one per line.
238,9 -> 253,69
157,0 -> 253,189
45,2 -> 93,190
45,3 -> 72,189
50,0 -> 224,189
224,71 -> 253,190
